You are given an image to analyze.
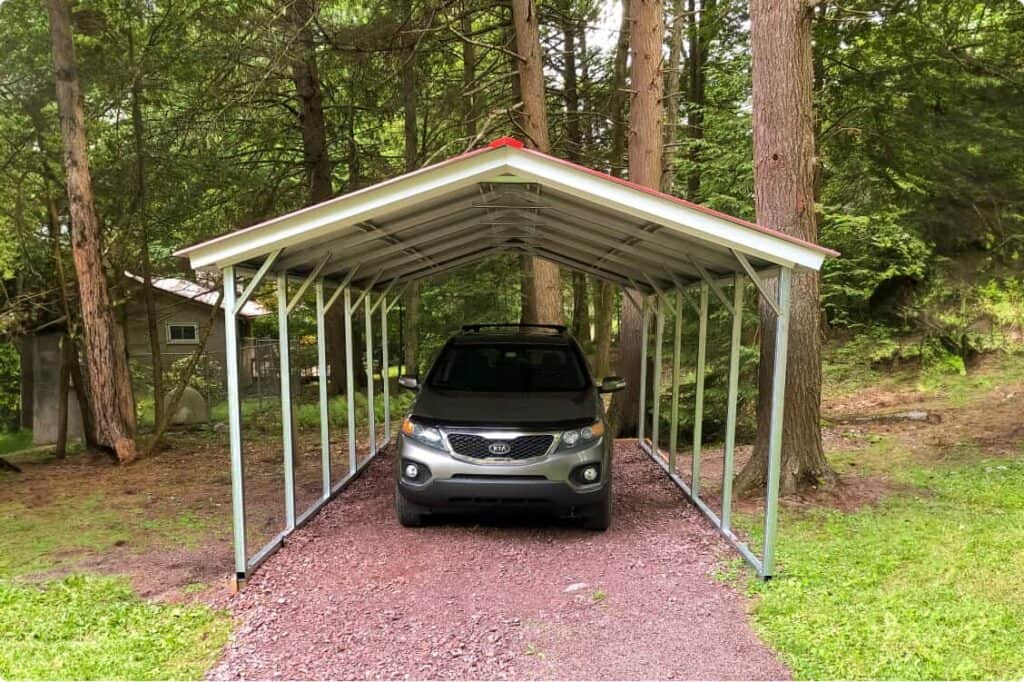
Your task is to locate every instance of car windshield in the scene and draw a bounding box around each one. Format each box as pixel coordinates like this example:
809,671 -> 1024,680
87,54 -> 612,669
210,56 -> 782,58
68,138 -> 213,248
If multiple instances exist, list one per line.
428,343 -> 589,392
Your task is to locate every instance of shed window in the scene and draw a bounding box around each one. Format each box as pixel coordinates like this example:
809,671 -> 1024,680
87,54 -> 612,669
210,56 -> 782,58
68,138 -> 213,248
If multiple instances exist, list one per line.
167,323 -> 199,344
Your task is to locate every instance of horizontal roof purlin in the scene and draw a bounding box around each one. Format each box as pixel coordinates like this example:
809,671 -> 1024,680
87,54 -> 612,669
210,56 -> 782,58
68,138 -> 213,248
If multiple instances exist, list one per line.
175,138 -> 837,291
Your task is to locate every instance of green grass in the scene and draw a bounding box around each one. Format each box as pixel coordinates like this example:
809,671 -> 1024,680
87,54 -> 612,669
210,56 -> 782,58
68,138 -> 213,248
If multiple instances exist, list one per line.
208,390 -> 413,432
0,493 -> 212,579
0,429 -> 33,455
0,575 -> 230,680
749,455 -> 1024,679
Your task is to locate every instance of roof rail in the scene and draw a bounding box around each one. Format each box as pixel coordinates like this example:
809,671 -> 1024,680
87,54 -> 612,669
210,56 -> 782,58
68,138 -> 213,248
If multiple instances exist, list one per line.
461,323 -> 567,334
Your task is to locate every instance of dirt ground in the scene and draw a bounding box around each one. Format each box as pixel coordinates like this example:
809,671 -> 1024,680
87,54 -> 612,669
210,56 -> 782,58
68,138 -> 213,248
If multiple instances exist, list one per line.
207,442 -> 789,680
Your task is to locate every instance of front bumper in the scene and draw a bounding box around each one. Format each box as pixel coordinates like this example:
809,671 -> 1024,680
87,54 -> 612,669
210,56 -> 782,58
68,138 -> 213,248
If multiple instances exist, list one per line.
397,433 -> 608,512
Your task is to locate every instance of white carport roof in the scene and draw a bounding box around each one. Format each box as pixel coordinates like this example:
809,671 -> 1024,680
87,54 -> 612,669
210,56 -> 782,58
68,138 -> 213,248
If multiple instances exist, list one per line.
175,138 -> 837,292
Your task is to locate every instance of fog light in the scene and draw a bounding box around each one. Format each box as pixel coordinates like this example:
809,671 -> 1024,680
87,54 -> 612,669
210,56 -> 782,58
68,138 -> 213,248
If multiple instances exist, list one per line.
582,465 -> 599,482
404,463 -> 419,479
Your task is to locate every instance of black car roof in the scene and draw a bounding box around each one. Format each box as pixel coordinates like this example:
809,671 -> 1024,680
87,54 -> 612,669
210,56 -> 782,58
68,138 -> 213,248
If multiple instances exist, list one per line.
451,324 -> 573,346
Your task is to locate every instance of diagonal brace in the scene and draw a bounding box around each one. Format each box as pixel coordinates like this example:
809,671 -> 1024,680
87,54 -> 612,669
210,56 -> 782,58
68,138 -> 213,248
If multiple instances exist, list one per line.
234,249 -> 281,316
731,249 -> 781,316
286,253 -> 331,315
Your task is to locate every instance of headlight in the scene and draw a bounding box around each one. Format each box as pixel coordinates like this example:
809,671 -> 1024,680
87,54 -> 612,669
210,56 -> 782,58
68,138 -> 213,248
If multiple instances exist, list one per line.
401,417 -> 443,449
559,420 -> 605,450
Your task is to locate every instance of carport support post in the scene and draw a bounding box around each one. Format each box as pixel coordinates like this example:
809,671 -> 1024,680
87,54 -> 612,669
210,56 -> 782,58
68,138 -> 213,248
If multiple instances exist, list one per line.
720,274 -> 745,531
692,283 -> 709,496
650,297 -> 665,454
316,280 -> 331,498
668,292 -> 683,472
637,297 -> 651,444
344,288 -> 357,473
381,297 -> 391,442
364,292 -> 376,455
222,266 -> 247,583
762,267 -> 792,577
277,272 -> 296,530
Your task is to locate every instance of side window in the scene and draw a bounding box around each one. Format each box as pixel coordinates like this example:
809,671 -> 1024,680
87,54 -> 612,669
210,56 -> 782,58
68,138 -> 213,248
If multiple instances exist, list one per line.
167,323 -> 199,344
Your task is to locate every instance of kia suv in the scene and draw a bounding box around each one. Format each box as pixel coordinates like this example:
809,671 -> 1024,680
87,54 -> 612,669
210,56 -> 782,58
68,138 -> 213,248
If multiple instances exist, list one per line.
394,324 -> 624,530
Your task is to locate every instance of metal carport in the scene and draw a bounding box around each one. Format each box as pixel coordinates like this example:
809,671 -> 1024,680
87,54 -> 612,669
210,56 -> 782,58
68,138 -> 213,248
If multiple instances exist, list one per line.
175,137 -> 837,588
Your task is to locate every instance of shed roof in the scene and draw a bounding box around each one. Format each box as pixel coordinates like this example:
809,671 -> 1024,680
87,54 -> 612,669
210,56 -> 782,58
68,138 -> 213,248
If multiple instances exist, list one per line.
176,138 -> 836,293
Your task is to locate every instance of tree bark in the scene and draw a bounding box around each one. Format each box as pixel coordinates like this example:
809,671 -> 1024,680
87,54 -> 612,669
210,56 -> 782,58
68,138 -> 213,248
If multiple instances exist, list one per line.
562,13 -> 590,343
461,2 -> 478,139
284,0 -> 350,396
128,26 -> 164,433
594,0 -> 631,380
511,0 -> 563,326
400,0 -> 421,378
685,0 -> 716,201
46,0 -> 137,463
662,0 -> 686,192
55,334 -> 72,458
609,0 -> 663,437
734,0 -> 836,497
286,0 -> 333,203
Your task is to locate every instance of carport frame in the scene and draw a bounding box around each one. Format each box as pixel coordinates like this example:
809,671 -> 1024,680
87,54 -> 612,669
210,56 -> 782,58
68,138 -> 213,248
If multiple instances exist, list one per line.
177,138 -> 835,588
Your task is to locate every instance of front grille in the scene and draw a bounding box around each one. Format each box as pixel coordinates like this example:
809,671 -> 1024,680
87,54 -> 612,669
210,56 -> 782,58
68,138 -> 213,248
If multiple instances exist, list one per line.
447,433 -> 554,460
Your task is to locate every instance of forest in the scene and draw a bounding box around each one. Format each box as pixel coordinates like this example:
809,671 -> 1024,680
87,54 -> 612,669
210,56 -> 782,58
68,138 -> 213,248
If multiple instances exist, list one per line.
0,0 -> 1023,679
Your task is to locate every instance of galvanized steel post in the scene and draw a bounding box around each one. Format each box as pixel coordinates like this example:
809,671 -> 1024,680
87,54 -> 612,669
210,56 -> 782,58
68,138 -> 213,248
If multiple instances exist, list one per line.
762,267 -> 792,577
720,274 -> 746,531
277,272 -> 296,530
691,282 -> 709,496
222,266 -> 247,582
381,297 -> 391,442
364,292 -> 376,456
668,292 -> 683,471
650,297 -> 665,454
315,280 -> 331,498
637,297 -> 651,444
344,287 -> 357,474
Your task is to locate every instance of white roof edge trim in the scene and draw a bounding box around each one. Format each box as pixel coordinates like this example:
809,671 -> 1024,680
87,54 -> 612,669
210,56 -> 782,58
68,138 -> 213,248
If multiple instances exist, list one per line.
505,153 -> 824,271
177,145 -> 828,274
177,149 -> 515,270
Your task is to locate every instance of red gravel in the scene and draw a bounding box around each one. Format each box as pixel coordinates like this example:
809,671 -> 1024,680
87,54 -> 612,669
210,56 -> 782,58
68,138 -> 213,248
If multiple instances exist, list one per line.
209,441 -> 788,680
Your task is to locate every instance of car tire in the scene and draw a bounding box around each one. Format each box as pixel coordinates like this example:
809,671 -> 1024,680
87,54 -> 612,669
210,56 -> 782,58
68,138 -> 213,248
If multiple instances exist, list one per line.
583,486 -> 612,531
395,484 -> 426,527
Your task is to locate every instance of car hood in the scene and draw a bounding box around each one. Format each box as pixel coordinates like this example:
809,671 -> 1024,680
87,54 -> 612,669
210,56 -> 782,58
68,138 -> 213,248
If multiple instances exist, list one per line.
412,387 -> 598,429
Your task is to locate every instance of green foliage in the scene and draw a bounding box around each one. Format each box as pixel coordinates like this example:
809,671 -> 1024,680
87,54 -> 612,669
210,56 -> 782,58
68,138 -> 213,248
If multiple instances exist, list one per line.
750,456 -> 1024,680
0,429 -> 32,455
0,575 -> 230,680
169,355 -> 225,402
820,210 -> 931,326
0,342 -> 21,432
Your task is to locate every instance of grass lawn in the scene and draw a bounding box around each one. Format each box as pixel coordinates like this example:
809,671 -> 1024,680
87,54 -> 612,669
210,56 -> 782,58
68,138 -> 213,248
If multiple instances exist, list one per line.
0,429 -> 33,455
0,575 -> 230,680
0,444 -> 233,680
745,353 -> 1024,680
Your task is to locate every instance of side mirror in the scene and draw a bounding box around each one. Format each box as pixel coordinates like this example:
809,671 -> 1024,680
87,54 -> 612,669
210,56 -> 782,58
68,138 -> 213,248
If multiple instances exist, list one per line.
599,376 -> 626,394
398,375 -> 419,391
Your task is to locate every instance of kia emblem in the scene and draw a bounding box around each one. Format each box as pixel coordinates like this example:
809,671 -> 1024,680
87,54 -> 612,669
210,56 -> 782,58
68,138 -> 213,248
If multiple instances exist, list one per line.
488,441 -> 512,456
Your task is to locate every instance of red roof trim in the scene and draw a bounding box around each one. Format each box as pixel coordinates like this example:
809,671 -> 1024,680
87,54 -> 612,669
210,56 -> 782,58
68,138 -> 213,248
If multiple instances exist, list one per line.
488,136 -> 524,149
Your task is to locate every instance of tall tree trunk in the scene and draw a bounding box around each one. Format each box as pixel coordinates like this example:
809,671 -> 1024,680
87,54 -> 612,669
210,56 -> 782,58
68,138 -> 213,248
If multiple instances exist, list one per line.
284,0 -> 349,395
55,335 -> 72,458
562,11 -> 590,343
662,0 -> 686,192
128,27 -> 164,433
400,0 -> 421,378
610,0 -> 663,437
46,0 -> 137,463
734,0 -> 835,497
512,0 -> 563,326
461,2 -> 478,139
287,0 -> 332,203
594,0 -> 631,380
685,0 -> 716,201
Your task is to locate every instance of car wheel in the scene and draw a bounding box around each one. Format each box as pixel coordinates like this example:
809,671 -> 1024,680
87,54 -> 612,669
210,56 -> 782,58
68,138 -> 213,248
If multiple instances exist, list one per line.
583,486 -> 612,531
395,483 -> 426,527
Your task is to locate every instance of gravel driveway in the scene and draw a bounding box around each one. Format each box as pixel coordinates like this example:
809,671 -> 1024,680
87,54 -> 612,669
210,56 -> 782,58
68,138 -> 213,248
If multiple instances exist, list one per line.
210,441 -> 788,680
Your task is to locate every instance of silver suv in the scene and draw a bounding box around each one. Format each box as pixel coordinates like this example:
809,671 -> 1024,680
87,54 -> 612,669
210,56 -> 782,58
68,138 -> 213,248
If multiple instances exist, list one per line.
394,324 -> 625,530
